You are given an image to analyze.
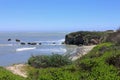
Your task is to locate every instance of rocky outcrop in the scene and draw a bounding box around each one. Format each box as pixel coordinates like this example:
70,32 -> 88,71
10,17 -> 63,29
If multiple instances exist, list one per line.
65,31 -> 106,45
20,42 -> 26,45
16,39 -> 20,42
8,38 -> 11,41
106,31 -> 120,44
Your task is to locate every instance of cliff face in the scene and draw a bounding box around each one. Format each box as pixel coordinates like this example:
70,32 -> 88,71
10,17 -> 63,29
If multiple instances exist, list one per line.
65,31 -> 106,45
106,31 -> 120,44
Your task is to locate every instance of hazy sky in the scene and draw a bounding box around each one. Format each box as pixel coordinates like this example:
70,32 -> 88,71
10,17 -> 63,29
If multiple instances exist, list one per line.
0,0 -> 120,32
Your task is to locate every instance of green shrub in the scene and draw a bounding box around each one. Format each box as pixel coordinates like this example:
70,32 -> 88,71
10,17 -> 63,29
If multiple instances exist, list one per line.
28,55 -> 50,68
106,54 -> 120,68
27,66 -> 79,80
28,54 -> 72,68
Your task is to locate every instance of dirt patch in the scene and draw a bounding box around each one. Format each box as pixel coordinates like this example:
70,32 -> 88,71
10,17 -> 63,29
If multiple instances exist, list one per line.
5,64 -> 27,78
69,45 -> 96,61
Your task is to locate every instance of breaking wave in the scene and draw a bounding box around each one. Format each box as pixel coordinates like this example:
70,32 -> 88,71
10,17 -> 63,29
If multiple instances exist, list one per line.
0,44 -> 13,46
36,48 -> 67,53
16,47 -> 36,52
35,39 -> 65,45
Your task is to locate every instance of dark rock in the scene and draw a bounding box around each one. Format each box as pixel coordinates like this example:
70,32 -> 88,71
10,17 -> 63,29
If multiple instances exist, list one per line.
52,42 -> 56,44
62,42 -> 65,44
39,43 -> 42,45
30,42 -> 37,45
28,42 -> 31,45
21,42 -> 26,45
16,39 -> 20,42
8,38 -> 11,41
28,42 -> 37,45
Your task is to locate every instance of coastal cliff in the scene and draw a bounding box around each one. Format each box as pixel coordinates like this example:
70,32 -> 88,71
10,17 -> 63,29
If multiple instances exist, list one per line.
65,31 -> 113,45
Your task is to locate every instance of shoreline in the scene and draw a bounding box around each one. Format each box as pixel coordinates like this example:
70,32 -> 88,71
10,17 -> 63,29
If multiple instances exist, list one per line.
5,45 -> 96,77
69,45 -> 96,61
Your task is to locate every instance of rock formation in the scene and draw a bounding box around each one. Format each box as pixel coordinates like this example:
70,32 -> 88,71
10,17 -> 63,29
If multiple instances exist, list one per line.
65,31 -> 106,45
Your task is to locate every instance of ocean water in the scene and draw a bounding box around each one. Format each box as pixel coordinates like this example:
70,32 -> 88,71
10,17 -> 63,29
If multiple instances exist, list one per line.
0,32 -> 77,66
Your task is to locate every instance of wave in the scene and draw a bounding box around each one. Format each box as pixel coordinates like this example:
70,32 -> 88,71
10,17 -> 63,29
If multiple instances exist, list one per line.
35,39 -> 65,45
16,47 -> 36,52
0,44 -> 13,46
37,48 -> 67,53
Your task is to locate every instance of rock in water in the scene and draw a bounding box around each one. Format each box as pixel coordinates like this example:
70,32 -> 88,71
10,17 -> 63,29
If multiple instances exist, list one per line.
8,38 -> 11,41
16,39 -> 20,42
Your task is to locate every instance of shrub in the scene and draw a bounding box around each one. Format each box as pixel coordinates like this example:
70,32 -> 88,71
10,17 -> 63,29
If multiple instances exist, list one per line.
106,54 -> 120,68
28,54 -> 72,68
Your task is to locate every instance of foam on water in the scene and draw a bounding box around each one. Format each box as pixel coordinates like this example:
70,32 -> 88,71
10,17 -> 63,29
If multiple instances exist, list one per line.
0,44 -> 13,46
37,48 -> 67,53
35,39 -> 65,45
16,47 -> 36,52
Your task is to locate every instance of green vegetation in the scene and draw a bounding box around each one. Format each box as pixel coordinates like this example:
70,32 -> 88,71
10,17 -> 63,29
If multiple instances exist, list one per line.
28,54 -> 72,68
0,67 -> 25,80
26,65 -> 79,80
75,43 -> 120,80
25,42 -> 120,80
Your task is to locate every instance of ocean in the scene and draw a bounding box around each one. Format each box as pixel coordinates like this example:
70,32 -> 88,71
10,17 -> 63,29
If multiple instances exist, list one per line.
0,32 -> 77,66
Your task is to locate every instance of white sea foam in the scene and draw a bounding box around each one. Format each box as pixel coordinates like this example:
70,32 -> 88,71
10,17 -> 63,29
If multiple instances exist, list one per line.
0,44 -> 13,46
37,48 -> 67,53
35,39 -> 65,45
16,47 -> 36,52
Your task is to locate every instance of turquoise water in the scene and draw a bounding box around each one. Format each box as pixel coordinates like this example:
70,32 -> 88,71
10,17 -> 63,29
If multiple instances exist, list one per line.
0,32 -> 77,66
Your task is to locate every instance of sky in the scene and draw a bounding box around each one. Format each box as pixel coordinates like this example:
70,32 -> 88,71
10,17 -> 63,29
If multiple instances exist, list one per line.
0,0 -> 120,32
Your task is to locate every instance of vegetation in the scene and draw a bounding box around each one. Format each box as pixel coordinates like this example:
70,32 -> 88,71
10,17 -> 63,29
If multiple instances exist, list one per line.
0,67 -> 25,80
28,54 -> 72,68
25,43 -> 120,80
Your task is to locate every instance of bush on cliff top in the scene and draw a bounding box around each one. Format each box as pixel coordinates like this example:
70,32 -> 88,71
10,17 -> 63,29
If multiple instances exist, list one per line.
28,54 -> 72,68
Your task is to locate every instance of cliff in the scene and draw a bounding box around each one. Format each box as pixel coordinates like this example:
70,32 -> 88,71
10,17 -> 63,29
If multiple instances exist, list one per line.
65,31 -> 108,45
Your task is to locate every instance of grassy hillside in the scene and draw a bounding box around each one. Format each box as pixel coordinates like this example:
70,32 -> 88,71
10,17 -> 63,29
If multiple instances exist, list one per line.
25,43 -> 120,80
